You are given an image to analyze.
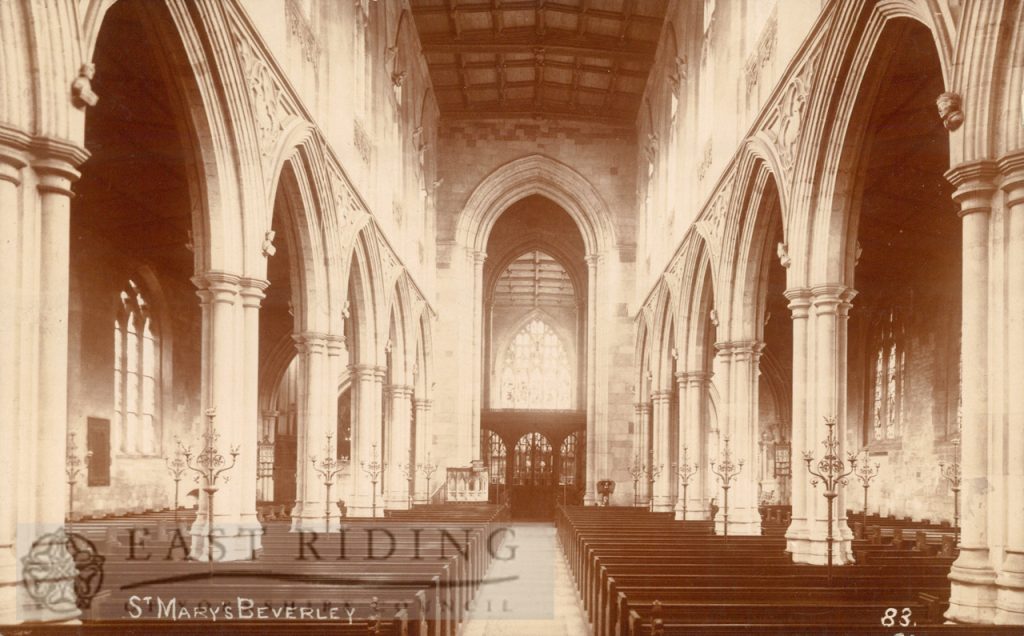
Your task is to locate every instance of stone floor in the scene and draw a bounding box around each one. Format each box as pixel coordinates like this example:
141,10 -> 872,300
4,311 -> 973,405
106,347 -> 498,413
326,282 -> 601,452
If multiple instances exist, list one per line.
461,523 -> 590,636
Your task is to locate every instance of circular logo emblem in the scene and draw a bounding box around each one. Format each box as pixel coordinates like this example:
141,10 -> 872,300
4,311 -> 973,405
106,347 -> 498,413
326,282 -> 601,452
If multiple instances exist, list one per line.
21,528 -> 105,612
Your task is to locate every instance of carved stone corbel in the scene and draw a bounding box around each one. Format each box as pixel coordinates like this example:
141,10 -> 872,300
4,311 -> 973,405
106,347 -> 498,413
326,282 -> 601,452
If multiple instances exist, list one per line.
71,63 -> 99,109
936,92 -> 964,132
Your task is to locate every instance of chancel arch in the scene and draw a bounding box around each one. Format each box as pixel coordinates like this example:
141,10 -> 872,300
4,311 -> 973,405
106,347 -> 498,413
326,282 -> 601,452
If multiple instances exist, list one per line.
479,195 -> 588,518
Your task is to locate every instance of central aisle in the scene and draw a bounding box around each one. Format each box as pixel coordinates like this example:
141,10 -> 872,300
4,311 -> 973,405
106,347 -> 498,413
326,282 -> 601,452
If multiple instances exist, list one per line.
462,523 -> 590,636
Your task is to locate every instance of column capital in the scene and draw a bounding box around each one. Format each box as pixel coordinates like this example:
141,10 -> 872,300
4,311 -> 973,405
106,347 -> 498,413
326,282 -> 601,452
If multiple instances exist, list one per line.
784,287 -> 813,314
31,136 -> 90,196
389,384 -> 415,398
998,151 -> 1024,206
651,390 -> 673,402
292,331 -> 329,352
351,363 -> 379,379
413,398 -> 433,410
325,334 -> 347,353
729,340 -> 765,359
810,284 -> 855,312
634,401 -> 651,414
30,134 -> 89,186
0,126 -> 30,185
945,160 -> 999,217
584,252 -> 603,266
238,277 -> 269,307
472,250 -> 487,265
192,271 -> 242,292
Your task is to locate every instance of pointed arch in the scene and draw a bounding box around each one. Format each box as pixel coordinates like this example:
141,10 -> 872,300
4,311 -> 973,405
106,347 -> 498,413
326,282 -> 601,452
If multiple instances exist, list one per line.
455,154 -> 616,256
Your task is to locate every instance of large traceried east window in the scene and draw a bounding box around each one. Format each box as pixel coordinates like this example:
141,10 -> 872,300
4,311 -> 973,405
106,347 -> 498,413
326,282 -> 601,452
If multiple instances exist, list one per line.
498,318 -> 572,410
869,308 -> 904,443
115,279 -> 159,456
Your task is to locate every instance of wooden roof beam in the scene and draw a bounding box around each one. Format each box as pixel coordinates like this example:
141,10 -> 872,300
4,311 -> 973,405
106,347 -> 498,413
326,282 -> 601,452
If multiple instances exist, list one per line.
419,36 -> 654,62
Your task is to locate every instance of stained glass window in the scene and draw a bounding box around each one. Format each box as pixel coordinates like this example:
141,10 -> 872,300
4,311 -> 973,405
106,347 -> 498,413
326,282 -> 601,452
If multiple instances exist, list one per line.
498,318 -> 572,410
870,309 -> 903,442
559,433 -> 579,486
115,279 -> 159,455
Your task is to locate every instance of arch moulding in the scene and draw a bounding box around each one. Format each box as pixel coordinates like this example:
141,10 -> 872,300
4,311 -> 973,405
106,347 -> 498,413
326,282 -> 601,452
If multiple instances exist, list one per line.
454,154 -> 617,256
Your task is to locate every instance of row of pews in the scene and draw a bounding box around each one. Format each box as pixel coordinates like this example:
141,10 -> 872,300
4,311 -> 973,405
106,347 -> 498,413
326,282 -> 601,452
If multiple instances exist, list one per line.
557,505 -> 1020,635
60,502 -> 509,634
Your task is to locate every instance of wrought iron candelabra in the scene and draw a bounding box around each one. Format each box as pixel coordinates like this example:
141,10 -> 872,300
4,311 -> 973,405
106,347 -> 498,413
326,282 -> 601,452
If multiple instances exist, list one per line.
66,432 -> 92,524
675,445 -> 699,521
853,451 -> 879,538
710,436 -> 743,539
362,443 -> 384,518
418,453 -> 438,503
165,445 -> 188,526
803,416 -> 856,584
628,453 -> 645,507
310,431 -> 348,532
939,439 -> 962,545
180,408 -> 239,566
645,461 -> 663,511
399,462 -> 415,508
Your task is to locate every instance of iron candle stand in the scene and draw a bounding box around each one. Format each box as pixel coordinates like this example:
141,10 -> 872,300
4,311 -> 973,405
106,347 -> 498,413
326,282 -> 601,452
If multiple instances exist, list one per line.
676,445 -> 699,521
65,432 -> 92,524
853,451 -> 879,538
939,439 -> 962,545
645,461 -> 663,511
165,445 -> 187,526
418,453 -> 438,503
399,462 -> 415,508
310,431 -> 348,532
180,408 -> 239,567
803,416 -> 856,584
362,442 -> 384,518
710,435 -> 744,539
627,453 -> 645,507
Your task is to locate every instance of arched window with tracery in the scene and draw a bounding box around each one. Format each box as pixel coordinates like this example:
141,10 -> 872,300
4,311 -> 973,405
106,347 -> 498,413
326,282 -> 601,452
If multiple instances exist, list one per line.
498,318 -> 572,410
513,432 -> 553,486
481,429 -> 506,485
115,279 -> 159,455
559,432 -> 580,486
869,308 -> 904,443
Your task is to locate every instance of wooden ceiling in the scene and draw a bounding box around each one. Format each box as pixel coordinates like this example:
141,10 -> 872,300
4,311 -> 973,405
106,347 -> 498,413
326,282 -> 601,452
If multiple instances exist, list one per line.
409,0 -> 669,123
492,250 -> 576,307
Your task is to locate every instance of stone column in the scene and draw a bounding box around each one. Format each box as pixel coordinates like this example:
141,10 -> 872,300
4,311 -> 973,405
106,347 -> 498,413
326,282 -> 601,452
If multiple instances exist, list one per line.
33,146 -> 86,534
347,364 -> 380,516
0,134 -> 27,625
801,285 -> 855,566
385,385 -> 414,509
997,152 -> 1024,624
651,390 -> 673,511
710,343 -> 731,535
290,332 -> 330,533
470,251 -> 486,463
946,161 -> 999,624
633,402 -> 650,505
675,371 -> 708,519
729,340 -> 764,535
238,278 -> 268,549
583,254 -> 599,504
190,272 -> 251,560
413,398 -> 433,503
672,372 -> 688,517
784,288 -> 812,559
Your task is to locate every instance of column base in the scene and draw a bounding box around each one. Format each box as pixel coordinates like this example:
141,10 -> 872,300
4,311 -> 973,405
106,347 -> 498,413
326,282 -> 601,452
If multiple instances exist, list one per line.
995,555 -> 1024,624
785,517 -> 809,559
188,523 -> 260,561
583,493 -> 596,506
651,495 -> 674,512
944,546 -> 997,623
795,536 -> 855,565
